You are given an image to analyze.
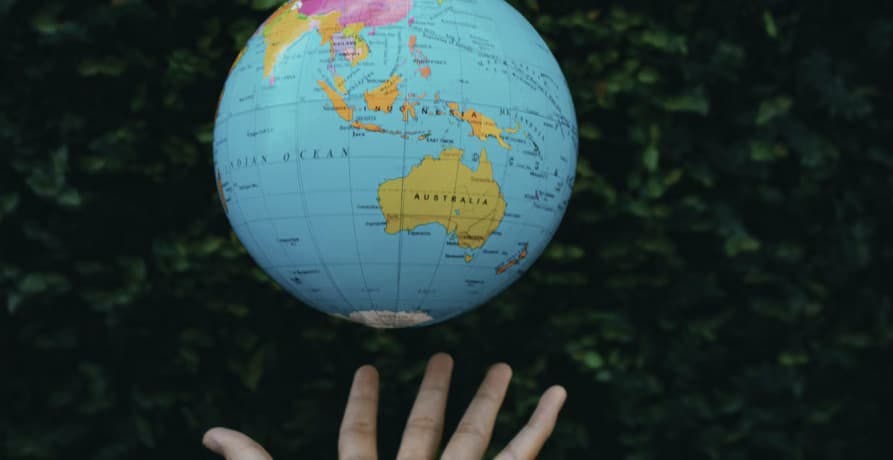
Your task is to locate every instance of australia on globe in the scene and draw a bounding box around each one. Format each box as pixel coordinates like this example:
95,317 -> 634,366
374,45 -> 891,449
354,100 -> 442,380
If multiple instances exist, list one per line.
213,0 -> 578,328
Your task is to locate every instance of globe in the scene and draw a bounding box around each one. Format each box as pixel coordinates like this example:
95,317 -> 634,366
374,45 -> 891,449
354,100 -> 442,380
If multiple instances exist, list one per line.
213,0 -> 578,328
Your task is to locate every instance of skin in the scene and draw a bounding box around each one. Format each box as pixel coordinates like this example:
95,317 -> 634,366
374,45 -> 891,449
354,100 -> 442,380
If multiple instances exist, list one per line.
203,353 -> 567,460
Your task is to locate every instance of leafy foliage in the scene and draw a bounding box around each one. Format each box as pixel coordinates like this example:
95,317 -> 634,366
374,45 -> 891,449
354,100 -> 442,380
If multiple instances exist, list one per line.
3,0 -> 893,458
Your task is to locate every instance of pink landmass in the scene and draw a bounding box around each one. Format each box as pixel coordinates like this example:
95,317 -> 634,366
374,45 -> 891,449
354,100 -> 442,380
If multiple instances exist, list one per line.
300,0 -> 412,27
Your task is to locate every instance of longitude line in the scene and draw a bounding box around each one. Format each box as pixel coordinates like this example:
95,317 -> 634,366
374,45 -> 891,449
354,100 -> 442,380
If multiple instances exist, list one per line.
415,1 -> 469,311
253,38 -> 317,308
343,63 -> 377,310
394,24 -> 409,328
229,73 -> 281,275
287,29 -> 358,315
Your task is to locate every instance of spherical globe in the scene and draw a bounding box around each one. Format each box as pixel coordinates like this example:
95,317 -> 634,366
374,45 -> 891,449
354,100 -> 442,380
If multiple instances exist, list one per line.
213,0 -> 578,328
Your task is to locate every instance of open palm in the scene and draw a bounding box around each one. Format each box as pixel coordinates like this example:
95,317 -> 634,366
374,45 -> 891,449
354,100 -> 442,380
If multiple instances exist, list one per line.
203,353 -> 567,459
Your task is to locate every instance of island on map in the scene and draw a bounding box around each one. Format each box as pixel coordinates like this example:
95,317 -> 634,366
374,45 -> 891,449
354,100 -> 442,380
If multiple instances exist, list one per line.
318,79 -> 353,121
447,102 -> 519,149
365,75 -> 403,112
496,243 -> 529,274
378,147 -> 507,254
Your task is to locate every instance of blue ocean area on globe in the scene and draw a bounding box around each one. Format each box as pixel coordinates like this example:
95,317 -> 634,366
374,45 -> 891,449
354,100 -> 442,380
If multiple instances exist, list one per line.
213,0 -> 578,328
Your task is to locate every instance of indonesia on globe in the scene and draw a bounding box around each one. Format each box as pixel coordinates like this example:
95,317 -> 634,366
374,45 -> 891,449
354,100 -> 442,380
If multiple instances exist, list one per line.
213,0 -> 578,328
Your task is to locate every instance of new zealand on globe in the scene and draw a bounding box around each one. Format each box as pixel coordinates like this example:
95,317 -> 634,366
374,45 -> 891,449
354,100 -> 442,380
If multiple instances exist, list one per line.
213,0 -> 578,328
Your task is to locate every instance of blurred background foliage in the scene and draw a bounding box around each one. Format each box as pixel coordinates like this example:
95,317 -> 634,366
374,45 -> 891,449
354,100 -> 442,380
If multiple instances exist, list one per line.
3,0 -> 893,458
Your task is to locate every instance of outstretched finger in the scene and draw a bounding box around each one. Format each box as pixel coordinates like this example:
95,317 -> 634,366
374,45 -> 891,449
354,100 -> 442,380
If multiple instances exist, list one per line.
494,386 -> 567,460
396,353 -> 454,460
202,427 -> 272,460
339,365 -> 380,460
441,363 -> 513,460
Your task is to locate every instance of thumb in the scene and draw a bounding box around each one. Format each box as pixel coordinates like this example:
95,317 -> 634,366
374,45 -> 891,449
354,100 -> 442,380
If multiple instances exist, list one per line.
203,427 -> 273,460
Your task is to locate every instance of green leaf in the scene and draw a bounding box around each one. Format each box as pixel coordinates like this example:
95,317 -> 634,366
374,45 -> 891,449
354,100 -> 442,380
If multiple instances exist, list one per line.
749,141 -> 788,162
778,352 -> 809,366
7,292 -> 23,314
251,0 -> 281,10
234,347 -> 268,391
30,3 -> 64,35
580,123 -> 601,140
637,68 -> 659,84
755,96 -> 792,125
25,146 -> 69,199
57,188 -> 82,208
639,29 -> 688,54
0,193 -> 19,220
642,145 -> 660,172
659,87 -> 710,114
582,351 -> 605,369
724,234 -> 762,256
78,57 -> 128,77
763,10 -> 779,38
19,273 -> 71,294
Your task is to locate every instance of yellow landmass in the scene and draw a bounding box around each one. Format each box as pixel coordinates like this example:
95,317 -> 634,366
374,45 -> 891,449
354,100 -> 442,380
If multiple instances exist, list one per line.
401,101 -> 418,121
447,102 -> 512,149
318,80 -> 353,121
365,75 -> 402,112
334,75 -> 347,94
317,11 -> 343,46
352,121 -> 384,132
378,147 -> 506,250
262,2 -> 317,78
229,48 -> 246,73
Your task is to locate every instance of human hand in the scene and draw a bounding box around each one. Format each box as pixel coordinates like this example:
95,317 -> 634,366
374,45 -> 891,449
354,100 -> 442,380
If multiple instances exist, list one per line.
203,353 -> 567,460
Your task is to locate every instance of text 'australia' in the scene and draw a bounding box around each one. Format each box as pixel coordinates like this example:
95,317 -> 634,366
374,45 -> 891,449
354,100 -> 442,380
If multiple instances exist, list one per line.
414,193 -> 490,206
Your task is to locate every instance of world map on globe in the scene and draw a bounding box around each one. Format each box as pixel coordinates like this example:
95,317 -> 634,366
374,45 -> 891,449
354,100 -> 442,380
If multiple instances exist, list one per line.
213,0 -> 578,328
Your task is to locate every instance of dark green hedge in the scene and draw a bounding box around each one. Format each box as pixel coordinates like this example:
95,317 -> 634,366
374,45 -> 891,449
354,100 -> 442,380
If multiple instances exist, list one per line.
4,0 -> 893,458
